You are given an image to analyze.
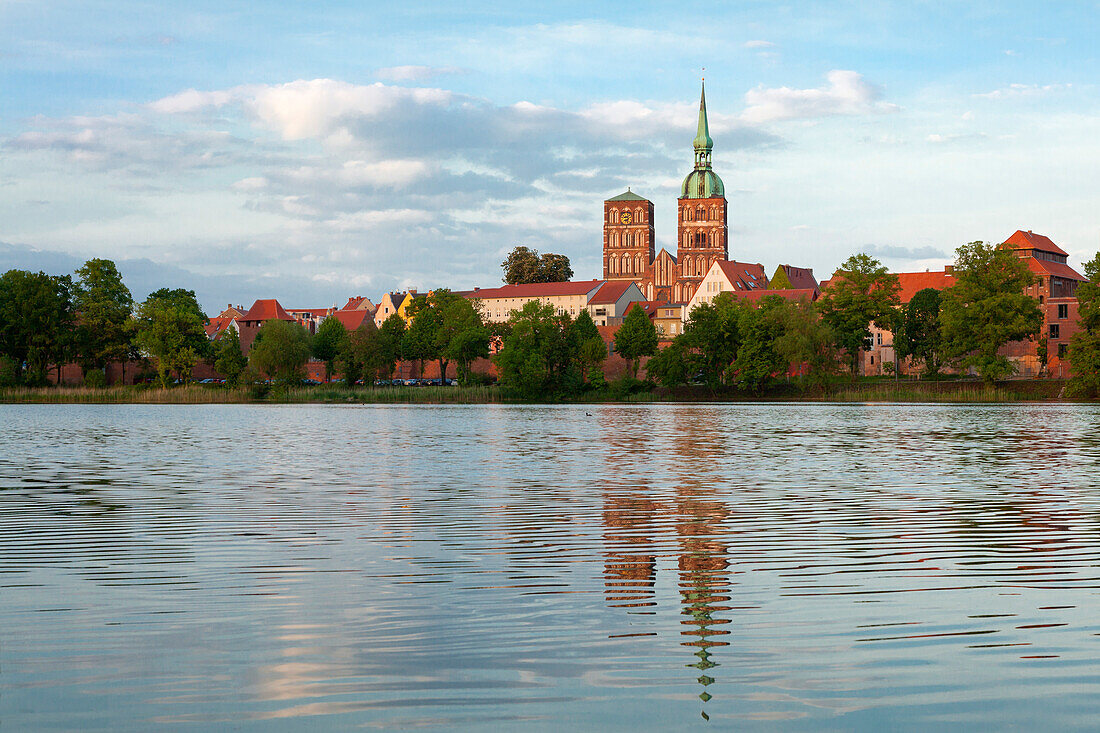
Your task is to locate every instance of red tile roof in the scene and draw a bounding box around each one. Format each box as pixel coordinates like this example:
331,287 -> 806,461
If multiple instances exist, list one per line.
241,299 -> 293,322
1003,230 -> 1068,257
329,310 -> 373,331
588,280 -> 634,305
627,300 -> 662,318
1024,258 -> 1086,281
778,264 -> 820,292
205,315 -> 235,338
735,288 -> 818,303
896,270 -> 956,303
716,261 -> 768,291
341,296 -> 375,311
460,280 -> 603,300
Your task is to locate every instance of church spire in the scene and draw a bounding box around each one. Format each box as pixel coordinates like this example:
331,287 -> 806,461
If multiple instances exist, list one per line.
693,80 -> 713,168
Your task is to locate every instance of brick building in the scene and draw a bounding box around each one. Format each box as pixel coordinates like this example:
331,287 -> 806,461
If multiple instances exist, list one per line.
602,82 -> 730,305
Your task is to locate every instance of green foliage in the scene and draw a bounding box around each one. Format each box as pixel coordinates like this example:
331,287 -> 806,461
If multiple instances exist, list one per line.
0,269 -> 76,385
0,356 -> 19,387
939,241 -> 1043,383
84,368 -> 107,388
895,287 -> 943,376
817,253 -> 900,377
312,316 -> 347,380
645,340 -> 690,388
1068,252 -> 1100,397
494,300 -> 575,399
213,328 -> 249,386
614,304 -> 659,378
338,321 -> 383,385
134,289 -> 209,387
772,298 -> 838,388
247,319 -> 310,383
768,266 -> 793,290
501,246 -> 574,285
378,313 -> 406,379
679,292 -> 744,387
73,258 -> 133,373
732,296 -> 788,393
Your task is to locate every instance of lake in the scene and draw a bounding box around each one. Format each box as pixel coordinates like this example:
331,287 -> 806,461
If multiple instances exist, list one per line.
3,402 -> 1100,730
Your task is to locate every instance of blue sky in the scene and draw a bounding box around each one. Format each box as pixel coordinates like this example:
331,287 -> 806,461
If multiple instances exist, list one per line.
2,1 -> 1098,310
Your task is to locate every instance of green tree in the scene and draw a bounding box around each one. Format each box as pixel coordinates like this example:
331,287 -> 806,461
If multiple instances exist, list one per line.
679,292 -> 743,387
312,316 -> 347,381
939,241 -> 1043,383
772,298 -> 838,388
134,289 -> 209,387
378,313 -> 406,379
895,287 -> 944,376
733,296 -> 789,393
494,300 -> 574,399
248,319 -> 311,383
818,253 -> 900,377
0,270 -> 75,385
338,321 -> 382,385
501,246 -> 574,284
1068,252 -> 1100,396
213,328 -> 248,386
567,310 -> 606,382
615,304 -> 659,379
645,340 -> 690,388
73,258 -> 133,378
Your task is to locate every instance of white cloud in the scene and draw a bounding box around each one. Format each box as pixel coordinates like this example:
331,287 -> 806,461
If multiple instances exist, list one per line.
975,83 -> 1070,100
743,40 -> 774,48
741,70 -> 899,124
375,65 -> 465,82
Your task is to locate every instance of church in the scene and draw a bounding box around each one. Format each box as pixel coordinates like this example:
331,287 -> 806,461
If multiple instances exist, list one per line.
602,82 -> 732,304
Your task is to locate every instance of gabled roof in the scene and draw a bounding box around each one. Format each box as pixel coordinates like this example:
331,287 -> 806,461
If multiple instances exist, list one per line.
459,279 -> 603,300
329,309 -> 373,331
1023,258 -> 1086,281
627,301 -> 662,318
241,299 -> 293,322
205,315 -> 237,338
896,270 -> 956,303
735,288 -> 818,303
1003,230 -> 1068,257
588,280 -> 635,305
654,248 -> 677,264
715,261 -> 768,291
778,264 -> 820,292
342,296 -> 375,311
606,190 -> 648,202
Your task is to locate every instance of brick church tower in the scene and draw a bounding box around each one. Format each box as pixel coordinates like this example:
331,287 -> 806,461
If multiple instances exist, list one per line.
603,190 -> 655,284
674,81 -> 728,303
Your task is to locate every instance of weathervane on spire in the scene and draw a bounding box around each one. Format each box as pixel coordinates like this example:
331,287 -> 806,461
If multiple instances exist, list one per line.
702,67 -> 706,82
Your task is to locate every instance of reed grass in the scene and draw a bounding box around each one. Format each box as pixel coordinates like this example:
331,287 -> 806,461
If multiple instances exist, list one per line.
830,383 -> 1022,402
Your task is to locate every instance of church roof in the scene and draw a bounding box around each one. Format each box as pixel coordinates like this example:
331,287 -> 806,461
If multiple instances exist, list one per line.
606,190 -> 648,202
681,169 -> 725,199
693,81 -> 713,152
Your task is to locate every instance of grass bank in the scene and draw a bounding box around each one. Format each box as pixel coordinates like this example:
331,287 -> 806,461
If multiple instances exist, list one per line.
0,379 -> 1076,404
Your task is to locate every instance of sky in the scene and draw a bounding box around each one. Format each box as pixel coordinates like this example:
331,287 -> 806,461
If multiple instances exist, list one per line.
2,1 -> 1099,312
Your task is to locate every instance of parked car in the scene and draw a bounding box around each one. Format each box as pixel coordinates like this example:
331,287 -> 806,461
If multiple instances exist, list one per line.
301,378 -> 321,386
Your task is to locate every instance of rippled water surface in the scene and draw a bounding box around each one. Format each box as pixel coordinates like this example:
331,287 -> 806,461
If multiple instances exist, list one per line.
4,403 -> 1100,730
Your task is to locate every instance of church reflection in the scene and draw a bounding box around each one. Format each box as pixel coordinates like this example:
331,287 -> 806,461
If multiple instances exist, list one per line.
676,488 -> 732,717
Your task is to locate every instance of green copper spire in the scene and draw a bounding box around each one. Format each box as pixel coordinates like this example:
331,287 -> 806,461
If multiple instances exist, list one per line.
693,81 -> 713,161
681,80 -> 724,199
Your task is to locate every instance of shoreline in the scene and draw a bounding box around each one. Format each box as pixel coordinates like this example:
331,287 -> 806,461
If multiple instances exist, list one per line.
0,379 -> 1086,405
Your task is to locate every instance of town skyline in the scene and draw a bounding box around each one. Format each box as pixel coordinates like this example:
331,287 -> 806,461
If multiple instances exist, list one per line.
2,2 -> 1099,312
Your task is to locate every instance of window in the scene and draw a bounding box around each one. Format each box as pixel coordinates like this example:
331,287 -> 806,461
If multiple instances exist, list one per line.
1058,343 -> 1068,358
1058,304 -> 1069,319
1049,324 -> 1060,339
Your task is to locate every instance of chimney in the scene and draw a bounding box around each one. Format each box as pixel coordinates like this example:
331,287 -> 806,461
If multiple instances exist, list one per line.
944,265 -> 954,274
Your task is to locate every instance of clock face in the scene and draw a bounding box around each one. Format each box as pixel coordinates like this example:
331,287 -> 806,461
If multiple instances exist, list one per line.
620,212 -> 632,224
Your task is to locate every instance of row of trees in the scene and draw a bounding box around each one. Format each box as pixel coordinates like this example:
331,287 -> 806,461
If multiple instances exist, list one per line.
0,259 -> 211,387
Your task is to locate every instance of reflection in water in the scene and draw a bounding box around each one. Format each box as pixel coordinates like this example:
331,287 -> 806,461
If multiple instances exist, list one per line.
4,403 -> 1100,731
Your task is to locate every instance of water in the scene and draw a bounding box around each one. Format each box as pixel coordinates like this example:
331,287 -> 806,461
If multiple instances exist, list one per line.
2,403 -> 1100,730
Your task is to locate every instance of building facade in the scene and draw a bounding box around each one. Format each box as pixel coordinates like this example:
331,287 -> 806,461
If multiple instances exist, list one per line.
602,82 -> 729,305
